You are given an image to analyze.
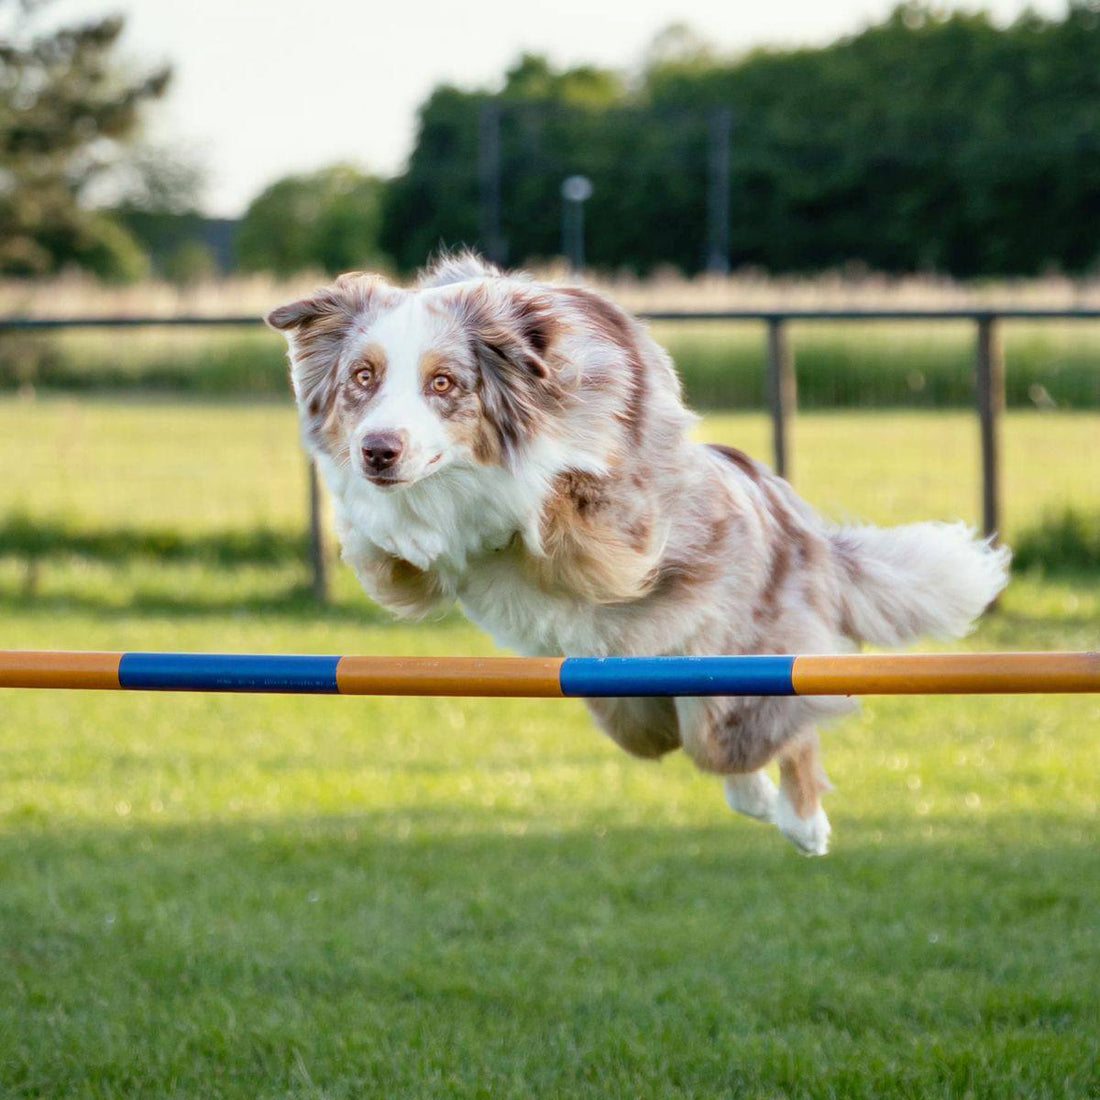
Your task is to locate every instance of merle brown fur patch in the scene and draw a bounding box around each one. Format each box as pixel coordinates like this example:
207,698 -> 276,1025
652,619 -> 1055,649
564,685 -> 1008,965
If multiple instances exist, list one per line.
560,286 -> 648,445
707,443 -> 763,481
356,551 -> 449,619
755,506 -> 795,621
533,469 -> 661,603
654,506 -> 731,594
687,698 -> 788,774
584,696 -> 681,759
710,444 -> 829,614
266,274 -> 391,453
556,470 -> 608,517
448,284 -> 565,465
779,731 -> 830,819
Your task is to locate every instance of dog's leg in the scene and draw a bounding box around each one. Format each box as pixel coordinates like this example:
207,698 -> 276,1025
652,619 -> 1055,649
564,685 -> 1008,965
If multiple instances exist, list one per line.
674,697 -> 832,849
775,728 -> 833,856
583,696 -> 681,759
723,771 -> 778,823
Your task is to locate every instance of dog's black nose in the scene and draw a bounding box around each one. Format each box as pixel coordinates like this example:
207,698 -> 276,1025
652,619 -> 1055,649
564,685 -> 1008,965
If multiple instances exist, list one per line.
361,431 -> 405,473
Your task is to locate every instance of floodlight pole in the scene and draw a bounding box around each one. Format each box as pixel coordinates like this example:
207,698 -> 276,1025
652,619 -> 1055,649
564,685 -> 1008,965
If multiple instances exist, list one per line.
478,101 -> 504,264
706,107 -> 733,274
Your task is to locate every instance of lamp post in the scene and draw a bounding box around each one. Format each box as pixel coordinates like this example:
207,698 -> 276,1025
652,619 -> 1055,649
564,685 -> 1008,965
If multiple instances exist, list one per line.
561,175 -> 593,272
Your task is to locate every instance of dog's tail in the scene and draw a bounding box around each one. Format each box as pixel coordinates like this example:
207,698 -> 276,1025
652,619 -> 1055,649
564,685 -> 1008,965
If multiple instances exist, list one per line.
830,521 -> 1010,646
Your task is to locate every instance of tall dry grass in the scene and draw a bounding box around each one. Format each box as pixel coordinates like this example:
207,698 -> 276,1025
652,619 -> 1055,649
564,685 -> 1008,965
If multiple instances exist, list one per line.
6,267 -> 1100,318
0,272 -> 312,320
597,267 -> 1100,314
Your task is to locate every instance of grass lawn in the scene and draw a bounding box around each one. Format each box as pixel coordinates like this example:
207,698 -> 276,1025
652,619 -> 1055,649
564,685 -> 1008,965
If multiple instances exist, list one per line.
1,400 -> 1098,1097
1,397 -> 1097,539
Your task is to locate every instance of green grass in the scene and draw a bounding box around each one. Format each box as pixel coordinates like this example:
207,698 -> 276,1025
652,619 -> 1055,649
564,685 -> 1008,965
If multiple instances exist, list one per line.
1,399 -> 1098,1097
4,318 -> 1100,408
1014,507 -> 1100,572
0,397 -> 310,535
2,397 -> 1096,543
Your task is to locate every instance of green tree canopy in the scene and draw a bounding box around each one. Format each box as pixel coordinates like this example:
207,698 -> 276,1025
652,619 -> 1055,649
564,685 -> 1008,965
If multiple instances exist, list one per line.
0,1 -> 170,280
380,54 -> 635,271
381,3 -> 1100,277
235,164 -> 388,277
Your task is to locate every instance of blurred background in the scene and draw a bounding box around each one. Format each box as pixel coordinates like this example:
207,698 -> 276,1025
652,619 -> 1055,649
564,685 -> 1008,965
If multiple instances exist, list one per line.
1,3 -> 1098,1096
1,0 -> 1099,607
1,0 -> 1098,608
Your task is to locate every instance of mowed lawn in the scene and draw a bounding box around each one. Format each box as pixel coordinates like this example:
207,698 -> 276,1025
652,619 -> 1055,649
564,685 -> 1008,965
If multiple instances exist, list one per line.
0,398 -> 1098,1098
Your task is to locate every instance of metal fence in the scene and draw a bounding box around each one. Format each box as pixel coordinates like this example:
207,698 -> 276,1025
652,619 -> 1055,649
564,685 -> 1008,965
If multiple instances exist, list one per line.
642,308 -> 1100,537
3,307 -> 1098,601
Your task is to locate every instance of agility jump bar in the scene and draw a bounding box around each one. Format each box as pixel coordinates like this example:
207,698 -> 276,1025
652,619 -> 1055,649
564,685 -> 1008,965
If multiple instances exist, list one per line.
0,651 -> 1097,697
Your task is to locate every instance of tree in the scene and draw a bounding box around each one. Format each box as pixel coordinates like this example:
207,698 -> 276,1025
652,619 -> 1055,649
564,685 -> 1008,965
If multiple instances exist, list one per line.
382,5 -> 1100,277
158,239 -> 215,286
236,164 -> 389,276
109,143 -> 217,282
107,142 -> 207,217
646,2 -> 1100,275
0,1 -> 171,280
380,55 -> 636,272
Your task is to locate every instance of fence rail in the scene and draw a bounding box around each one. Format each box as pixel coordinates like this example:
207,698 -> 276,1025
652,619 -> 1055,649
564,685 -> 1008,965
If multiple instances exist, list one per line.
4,307 -> 1099,600
649,308 -> 1099,537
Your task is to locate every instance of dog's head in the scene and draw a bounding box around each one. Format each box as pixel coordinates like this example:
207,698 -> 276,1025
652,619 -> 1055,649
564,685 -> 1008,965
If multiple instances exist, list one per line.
266,270 -> 564,489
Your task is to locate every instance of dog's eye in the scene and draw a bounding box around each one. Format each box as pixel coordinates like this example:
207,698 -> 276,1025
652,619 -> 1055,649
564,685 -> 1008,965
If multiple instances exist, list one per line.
430,373 -> 454,395
353,365 -> 374,387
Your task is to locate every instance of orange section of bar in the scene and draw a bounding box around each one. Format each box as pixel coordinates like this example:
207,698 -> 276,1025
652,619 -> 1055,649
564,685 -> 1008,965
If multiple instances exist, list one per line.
792,652 -> 1100,695
336,655 -> 564,697
0,650 -> 122,690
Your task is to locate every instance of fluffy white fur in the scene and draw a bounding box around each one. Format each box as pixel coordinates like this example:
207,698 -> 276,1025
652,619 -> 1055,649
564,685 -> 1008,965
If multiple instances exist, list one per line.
831,521 -> 1010,645
268,255 -> 1011,855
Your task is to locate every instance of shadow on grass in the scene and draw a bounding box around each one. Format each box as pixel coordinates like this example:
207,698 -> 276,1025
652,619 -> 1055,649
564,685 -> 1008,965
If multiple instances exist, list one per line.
977,591 -> 1100,649
0,585 -> 375,623
2,574 -> 1095,635
2,812 -> 1097,1098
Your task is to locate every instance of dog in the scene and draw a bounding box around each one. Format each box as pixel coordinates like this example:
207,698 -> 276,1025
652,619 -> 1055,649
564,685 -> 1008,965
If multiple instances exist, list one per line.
267,253 -> 1009,855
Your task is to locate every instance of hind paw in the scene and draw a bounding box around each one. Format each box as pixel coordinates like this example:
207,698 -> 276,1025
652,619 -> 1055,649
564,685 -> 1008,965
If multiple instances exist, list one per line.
775,793 -> 831,856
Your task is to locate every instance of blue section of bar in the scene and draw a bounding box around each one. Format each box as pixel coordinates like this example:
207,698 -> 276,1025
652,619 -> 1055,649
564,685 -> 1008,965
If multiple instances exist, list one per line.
118,653 -> 340,693
559,655 -> 796,697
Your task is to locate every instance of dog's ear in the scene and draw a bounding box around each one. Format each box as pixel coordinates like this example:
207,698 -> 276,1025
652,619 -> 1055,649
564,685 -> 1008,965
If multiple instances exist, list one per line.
265,296 -> 327,332
266,273 -> 386,448
264,272 -> 381,333
455,284 -> 564,463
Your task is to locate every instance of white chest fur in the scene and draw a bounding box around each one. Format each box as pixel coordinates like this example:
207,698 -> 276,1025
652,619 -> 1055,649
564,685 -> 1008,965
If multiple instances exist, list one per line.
317,447 -> 612,656
322,456 -> 531,573
456,551 -> 609,656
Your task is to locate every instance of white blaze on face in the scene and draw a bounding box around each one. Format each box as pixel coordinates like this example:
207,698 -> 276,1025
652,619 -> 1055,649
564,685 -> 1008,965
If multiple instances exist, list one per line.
347,296 -> 453,483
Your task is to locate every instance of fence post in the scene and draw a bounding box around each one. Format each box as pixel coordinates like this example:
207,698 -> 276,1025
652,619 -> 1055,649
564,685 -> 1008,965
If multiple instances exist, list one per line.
766,316 -> 796,480
975,315 -> 1004,541
307,460 -> 329,603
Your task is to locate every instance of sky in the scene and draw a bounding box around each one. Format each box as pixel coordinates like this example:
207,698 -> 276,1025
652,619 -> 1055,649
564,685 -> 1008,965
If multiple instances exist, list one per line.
50,0 -> 1067,217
